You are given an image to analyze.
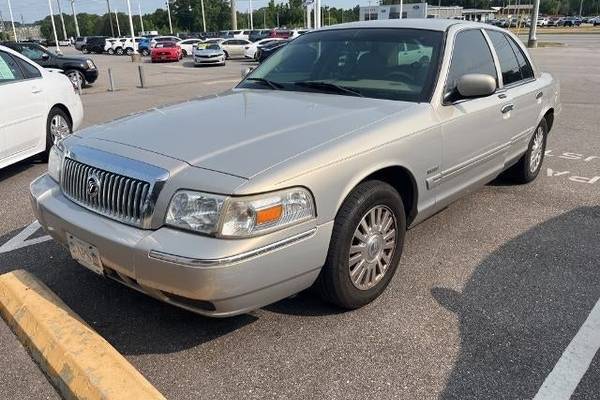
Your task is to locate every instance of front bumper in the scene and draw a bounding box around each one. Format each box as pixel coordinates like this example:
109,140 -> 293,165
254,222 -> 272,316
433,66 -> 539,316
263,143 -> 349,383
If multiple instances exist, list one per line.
83,69 -> 99,84
30,174 -> 333,317
194,56 -> 225,64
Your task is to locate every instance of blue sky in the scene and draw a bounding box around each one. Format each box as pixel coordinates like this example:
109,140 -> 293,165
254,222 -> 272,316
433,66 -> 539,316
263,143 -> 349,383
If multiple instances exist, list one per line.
0,0 -> 369,24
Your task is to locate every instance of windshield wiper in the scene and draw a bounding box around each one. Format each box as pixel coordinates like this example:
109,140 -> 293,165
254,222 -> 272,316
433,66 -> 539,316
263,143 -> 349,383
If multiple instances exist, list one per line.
293,81 -> 363,97
245,77 -> 283,90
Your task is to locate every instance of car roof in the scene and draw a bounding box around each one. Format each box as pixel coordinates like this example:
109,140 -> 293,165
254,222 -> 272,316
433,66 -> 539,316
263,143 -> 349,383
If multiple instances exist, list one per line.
319,18 -> 487,32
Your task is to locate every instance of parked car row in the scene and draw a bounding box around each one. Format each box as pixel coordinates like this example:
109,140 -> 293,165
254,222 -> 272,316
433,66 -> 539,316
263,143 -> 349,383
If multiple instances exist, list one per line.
487,15 -> 598,28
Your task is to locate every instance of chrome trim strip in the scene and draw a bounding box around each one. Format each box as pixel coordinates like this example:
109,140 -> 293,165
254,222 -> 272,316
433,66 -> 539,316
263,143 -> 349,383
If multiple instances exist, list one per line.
148,228 -> 318,268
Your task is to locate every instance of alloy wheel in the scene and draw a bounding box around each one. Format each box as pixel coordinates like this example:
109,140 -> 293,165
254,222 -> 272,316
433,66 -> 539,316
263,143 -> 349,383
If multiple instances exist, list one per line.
348,205 -> 397,291
50,114 -> 70,144
529,127 -> 544,173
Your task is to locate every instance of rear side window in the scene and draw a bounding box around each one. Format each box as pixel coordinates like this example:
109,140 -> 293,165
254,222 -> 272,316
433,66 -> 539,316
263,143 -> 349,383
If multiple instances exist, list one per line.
486,30 -> 522,86
15,57 -> 42,79
506,36 -> 534,80
445,29 -> 497,98
0,51 -> 24,83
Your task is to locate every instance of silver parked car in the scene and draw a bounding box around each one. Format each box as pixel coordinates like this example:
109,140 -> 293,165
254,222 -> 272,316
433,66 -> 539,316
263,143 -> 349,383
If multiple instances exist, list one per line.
193,43 -> 226,66
31,19 -> 560,317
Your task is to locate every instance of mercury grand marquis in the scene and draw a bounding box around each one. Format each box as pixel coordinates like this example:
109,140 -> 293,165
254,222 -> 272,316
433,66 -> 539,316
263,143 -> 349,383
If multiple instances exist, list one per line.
31,19 -> 560,317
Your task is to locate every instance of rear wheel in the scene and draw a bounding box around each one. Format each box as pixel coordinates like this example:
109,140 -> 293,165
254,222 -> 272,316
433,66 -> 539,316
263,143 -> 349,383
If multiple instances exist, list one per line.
116,47 -> 124,56
507,118 -> 548,183
141,48 -> 150,56
182,49 -> 188,57
81,45 -> 88,54
126,47 -> 134,56
44,107 -> 72,158
317,180 -> 406,309
108,48 -> 115,55
223,50 -> 229,60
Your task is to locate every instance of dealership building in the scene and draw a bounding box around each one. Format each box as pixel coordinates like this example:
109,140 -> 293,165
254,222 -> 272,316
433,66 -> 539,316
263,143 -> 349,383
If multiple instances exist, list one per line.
359,3 -> 497,22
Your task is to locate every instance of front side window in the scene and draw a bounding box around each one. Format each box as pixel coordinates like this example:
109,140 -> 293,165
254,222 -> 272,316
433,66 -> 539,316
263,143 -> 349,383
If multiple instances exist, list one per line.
238,28 -> 443,102
445,29 -> 497,99
21,44 -> 48,61
0,52 -> 24,83
486,30 -> 522,86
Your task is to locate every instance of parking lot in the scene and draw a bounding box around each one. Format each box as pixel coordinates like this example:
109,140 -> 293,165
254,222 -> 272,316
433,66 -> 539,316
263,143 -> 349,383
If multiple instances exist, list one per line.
1,34 -> 599,399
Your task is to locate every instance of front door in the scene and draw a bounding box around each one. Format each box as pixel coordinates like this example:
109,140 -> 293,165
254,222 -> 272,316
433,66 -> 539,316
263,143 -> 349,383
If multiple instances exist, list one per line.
434,29 -> 509,207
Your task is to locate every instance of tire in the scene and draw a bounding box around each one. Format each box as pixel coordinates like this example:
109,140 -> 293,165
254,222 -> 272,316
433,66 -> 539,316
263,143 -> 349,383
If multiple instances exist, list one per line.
44,107 -> 72,158
65,69 -> 85,89
141,49 -> 150,56
81,45 -> 88,54
507,118 -> 548,184
116,47 -> 124,56
126,47 -> 134,56
108,48 -> 115,55
182,49 -> 188,57
223,50 -> 229,60
316,180 -> 406,309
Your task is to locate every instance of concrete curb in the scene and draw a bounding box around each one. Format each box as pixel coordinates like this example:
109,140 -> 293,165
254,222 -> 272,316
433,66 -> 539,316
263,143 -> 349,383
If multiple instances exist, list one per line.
0,269 -> 166,400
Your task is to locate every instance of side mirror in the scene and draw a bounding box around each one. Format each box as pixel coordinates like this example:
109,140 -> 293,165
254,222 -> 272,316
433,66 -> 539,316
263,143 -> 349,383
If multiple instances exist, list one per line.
241,66 -> 254,79
456,74 -> 496,98
41,53 -> 50,61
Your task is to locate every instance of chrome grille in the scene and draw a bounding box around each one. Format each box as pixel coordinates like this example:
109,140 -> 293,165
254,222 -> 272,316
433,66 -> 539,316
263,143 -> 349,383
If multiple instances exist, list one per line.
61,158 -> 152,227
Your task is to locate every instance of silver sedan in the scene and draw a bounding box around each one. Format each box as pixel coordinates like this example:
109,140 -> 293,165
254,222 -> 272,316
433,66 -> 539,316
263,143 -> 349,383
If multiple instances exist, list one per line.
31,19 -> 560,317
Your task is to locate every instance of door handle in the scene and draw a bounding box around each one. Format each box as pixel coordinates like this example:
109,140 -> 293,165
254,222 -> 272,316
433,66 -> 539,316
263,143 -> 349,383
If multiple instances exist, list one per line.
31,87 -> 42,94
536,91 -> 543,99
501,104 -> 514,114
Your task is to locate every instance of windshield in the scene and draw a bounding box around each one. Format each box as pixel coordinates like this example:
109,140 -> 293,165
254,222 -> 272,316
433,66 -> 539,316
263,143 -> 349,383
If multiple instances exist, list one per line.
238,28 -> 443,102
207,44 -> 221,50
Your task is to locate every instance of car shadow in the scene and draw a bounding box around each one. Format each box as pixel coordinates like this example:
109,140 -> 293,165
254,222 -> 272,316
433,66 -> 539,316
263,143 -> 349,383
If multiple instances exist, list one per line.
0,229 -> 257,356
433,206 -> 600,399
0,157 -> 40,183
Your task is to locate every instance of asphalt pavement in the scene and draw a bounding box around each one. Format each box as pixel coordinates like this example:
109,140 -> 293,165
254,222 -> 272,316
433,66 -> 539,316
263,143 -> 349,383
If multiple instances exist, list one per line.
0,34 -> 598,399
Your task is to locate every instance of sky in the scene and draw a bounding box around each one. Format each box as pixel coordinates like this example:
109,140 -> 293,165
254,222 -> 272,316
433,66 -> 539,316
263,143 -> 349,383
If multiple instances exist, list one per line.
0,0 -> 370,24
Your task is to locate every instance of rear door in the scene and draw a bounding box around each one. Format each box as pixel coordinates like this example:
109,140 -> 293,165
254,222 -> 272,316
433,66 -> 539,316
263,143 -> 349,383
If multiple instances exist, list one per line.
434,29 -> 508,206
485,30 -> 545,164
0,51 -> 46,163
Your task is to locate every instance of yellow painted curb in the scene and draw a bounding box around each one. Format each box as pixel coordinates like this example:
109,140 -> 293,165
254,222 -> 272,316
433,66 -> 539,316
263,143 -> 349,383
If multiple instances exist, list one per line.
0,270 -> 166,400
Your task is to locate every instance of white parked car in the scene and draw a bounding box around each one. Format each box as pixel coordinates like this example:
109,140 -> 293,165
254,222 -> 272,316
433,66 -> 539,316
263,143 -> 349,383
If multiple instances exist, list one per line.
233,30 -> 251,40
193,43 -> 226,66
220,39 -> 253,59
177,38 -> 204,57
244,38 -> 285,59
110,37 -> 142,55
0,45 -> 83,169
104,38 -> 119,54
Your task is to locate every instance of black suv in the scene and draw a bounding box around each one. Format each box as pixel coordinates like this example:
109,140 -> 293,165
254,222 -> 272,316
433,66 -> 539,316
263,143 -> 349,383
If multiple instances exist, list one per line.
85,36 -> 109,54
1,41 -> 99,87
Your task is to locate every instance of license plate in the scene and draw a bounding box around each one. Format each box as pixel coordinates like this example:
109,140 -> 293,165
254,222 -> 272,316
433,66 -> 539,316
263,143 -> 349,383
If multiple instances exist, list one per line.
67,234 -> 104,275
160,55 -> 166,60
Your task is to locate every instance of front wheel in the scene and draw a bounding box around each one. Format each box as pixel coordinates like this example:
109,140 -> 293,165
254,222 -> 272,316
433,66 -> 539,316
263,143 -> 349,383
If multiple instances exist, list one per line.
81,46 -> 88,54
65,69 -> 85,89
116,47 -> 124,56
126,47 -> 134,56
141,49 -> 150,56
108,48 -> 115,55
316,180 -> 406,309
223,51 -> 229,60
507,118 -> 548,183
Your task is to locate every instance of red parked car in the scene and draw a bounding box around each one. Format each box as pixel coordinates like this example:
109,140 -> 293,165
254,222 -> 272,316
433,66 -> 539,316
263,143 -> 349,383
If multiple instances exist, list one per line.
151,42 -> 182,63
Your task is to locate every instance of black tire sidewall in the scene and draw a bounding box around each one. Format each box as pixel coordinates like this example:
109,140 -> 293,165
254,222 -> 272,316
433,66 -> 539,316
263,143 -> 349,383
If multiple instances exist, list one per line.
321,181 -> 406,309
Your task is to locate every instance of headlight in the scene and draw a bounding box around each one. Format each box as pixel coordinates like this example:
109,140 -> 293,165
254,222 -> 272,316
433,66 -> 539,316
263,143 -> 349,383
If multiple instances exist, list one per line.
86,59 -> 95,69
165,187 -> 315,238
47,145 -> 64,183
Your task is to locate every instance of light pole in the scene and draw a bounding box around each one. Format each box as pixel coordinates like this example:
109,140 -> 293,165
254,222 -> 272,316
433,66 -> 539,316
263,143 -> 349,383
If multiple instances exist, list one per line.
200,0 -> 206,32
7,0 -> 17,41
56,0 -> 68,40
70,0 -> 80,37
231,0 -> 237,30
249,0 -> 253,30
114,8 -> 121,36
125,0 -> 137,55
47,0 -> 61,53
315,0 -> 321,28
138,0 -> 144,33
106,0 -> 115,37
528,0 -> 540,47
166,0 -> 173,34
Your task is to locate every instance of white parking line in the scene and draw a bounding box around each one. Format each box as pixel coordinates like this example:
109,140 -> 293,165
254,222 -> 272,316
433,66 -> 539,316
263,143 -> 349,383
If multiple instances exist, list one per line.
0,221 -> 52,255
533,297 -> 600,400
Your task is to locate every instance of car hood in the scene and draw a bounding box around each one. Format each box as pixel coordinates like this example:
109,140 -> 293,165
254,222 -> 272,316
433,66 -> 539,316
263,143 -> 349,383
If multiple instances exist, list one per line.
79,90 -> 417,179
55,54 -> 89,64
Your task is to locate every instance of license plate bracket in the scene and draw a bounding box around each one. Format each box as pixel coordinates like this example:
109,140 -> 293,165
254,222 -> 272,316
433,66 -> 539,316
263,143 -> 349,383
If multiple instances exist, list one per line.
67,234 -> 104,275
